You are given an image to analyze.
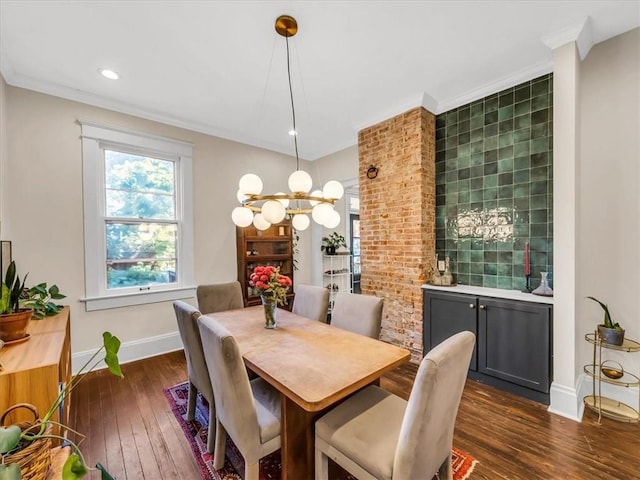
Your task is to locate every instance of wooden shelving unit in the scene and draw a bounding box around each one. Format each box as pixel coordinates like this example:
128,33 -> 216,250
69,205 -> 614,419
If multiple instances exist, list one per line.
236,220 -> 295,308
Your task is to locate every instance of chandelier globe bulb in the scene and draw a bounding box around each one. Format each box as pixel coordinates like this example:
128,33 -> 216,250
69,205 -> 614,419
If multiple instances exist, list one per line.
262,200 -> 287,224
312,203 -> 333,225
323,209 -> 341,229
238,173 -> 263,195
253,213 -> 271,231
288,170 -> 313,194
308,189 -> 323,207
292,214 -> 310,231
274,192 -> 290,208
231,206 -> 254,227
323,180 -> 344,200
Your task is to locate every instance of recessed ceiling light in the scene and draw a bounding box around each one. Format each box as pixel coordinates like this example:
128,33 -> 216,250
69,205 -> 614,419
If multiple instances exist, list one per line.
99,68 -> 119,80
288,130 -> 298,136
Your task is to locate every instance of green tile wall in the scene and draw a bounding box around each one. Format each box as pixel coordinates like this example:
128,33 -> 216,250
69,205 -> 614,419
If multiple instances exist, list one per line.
435,74 -> 553,290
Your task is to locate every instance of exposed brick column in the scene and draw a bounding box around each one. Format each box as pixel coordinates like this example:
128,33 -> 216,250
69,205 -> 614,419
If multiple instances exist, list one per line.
358,107 -> 435,362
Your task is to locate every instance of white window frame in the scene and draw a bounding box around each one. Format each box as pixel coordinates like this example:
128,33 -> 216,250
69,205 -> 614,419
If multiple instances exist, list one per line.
80,120 -> 195,311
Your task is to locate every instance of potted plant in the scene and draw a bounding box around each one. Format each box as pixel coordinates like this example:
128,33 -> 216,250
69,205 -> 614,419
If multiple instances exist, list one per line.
0,332 -> 124,480
321,232 -> 347,255
0,262 -> 66,343
0,262 -> 31,343
587,296 -> 625,346
20,283 -> 66,320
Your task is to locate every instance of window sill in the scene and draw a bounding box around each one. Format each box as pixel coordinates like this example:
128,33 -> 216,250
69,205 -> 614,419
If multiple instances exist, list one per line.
81,286 -> 196,311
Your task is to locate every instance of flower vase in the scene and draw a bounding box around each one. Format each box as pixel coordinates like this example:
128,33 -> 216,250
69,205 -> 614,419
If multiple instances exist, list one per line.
261,296 -> 278,329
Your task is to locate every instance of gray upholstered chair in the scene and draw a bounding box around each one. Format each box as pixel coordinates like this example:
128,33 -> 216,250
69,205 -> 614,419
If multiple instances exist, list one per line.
292,284 -> 330,323
315,331 -> 475,480
196,281 -> 244,314
197,315 -> 281,480
330,292 -> 384,338
172,300 -> 216,453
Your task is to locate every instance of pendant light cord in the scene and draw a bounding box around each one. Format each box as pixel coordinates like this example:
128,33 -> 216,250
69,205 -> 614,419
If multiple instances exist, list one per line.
285,35 -> 300,171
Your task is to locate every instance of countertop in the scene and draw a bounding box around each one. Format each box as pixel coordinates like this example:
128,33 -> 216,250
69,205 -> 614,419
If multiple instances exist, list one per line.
422,283 -> 554,305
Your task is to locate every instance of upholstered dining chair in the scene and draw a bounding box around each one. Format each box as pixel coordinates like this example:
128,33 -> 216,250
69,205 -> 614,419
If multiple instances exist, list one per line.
197,315 -> 281,480
196,281 -> 244,314
292,284 -> 330,323
172,300 -> 216,453
315,331 -> 475,480
330,292 -> 384,339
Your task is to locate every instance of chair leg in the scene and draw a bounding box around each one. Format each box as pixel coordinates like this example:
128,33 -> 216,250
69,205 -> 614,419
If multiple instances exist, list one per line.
315,448 -> 329,480
438,454 -> 453,480
244,461 -> 259,480
187,382 -> 197,421
213,420 -> 227,470
206,404 -> 216,453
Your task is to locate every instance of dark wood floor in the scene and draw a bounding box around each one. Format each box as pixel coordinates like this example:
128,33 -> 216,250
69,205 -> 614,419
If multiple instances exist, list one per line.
70,351 -> 640,479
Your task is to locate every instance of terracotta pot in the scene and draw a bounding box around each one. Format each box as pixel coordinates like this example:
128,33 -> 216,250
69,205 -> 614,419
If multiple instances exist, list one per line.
0,309 -> 33,342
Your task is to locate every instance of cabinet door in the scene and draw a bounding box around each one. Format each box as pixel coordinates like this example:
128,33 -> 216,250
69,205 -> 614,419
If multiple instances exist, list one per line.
423,291 -> 478,370
478,298 -> 551,393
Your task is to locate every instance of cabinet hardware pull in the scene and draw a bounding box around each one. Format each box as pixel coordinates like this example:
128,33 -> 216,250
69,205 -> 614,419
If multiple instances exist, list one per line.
479,304 -> 486,309
469,303 -> 475,309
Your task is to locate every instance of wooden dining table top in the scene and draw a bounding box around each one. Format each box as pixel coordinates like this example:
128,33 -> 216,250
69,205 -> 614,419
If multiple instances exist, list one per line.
202,305 -> 411,412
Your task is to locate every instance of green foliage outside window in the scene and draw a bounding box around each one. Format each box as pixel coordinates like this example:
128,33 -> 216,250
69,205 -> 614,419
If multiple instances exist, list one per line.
104,150 -> 177,289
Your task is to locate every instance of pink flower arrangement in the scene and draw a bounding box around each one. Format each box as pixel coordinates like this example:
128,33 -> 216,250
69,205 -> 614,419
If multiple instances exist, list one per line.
249,265 -> 292,305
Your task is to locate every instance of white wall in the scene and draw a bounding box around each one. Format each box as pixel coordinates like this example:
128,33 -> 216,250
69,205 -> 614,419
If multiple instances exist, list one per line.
312,145 -> 359,284
578,28 -> 640,383
0,76 -> 7,234
1,85 -> 313,358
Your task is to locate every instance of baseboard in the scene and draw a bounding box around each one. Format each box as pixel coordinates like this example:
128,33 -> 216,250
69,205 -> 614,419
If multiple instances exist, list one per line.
72,331 -> 183,374
548,381 -> 583,421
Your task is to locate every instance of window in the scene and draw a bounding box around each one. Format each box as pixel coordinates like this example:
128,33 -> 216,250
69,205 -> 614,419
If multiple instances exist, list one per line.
80,121 -> 195,310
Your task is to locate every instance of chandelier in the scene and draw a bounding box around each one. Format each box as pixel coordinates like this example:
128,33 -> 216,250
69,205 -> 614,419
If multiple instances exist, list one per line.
231,15 -> 344,232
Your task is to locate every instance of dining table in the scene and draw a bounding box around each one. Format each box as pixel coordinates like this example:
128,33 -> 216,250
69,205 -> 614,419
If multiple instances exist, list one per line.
203,305 -> 410,480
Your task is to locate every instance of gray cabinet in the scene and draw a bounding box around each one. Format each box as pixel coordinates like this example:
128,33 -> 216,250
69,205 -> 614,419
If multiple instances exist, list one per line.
423,291 -> 478,371
423,289 -> 553,404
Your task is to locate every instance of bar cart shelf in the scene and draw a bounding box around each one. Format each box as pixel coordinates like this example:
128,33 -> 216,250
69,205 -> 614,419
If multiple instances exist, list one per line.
583,332 -> 640,423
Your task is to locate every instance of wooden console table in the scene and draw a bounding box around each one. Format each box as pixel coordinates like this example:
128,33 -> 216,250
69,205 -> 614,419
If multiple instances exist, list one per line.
0,307 -> 71,436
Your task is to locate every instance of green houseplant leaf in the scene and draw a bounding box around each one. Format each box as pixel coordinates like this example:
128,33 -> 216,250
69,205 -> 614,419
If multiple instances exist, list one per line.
0,425 -> 21,454
62,453 -> 88,480
586,296 -> 620,330
103,332 -> 123,379
96,463 -> 116,480
0,464 -> 21,480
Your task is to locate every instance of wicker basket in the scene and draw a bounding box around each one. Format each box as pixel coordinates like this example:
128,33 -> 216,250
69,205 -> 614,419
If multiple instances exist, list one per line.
0,403 -> 52,480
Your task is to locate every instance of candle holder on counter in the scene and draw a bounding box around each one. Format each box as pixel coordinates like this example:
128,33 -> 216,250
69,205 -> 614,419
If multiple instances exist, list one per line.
522,274 -> 533,293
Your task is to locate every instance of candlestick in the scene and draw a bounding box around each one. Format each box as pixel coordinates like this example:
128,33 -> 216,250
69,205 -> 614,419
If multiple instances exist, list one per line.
524,242 -> 530,276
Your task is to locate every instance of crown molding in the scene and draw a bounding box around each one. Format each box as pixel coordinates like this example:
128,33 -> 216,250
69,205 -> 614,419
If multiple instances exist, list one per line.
541,17 -> 594,60
435,60 -> 553,114
351,92 -> 426,133
1,70 -> 312,159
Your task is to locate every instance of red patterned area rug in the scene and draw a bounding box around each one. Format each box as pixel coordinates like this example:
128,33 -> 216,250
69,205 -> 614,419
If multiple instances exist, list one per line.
164,381 -> 477,480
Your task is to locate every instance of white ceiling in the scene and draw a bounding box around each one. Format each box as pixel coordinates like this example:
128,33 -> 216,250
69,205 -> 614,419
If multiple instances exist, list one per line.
1,1 -> 638,160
